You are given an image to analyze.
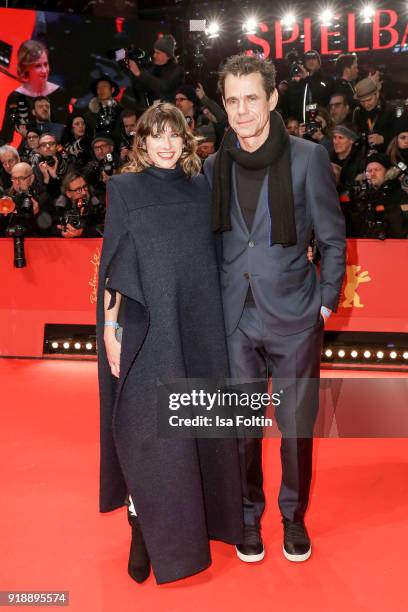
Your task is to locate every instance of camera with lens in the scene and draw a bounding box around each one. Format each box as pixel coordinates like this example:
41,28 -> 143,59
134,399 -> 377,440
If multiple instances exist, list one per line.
304,103 -> 322,136
286,49 -> 304,78
101,153 -> 115,176
3,190 -> 34,267
39,154 -> 56,167
350,179 -> 387,240
56,196 -> 89,231
108,45 -> 152,70
95,100 -> 121,134
8,97 -> 30,127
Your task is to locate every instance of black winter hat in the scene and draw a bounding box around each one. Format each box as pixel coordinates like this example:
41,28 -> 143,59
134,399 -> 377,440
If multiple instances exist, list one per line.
365,152 -> 391,170
393,114 -> 408,137
175,85 -> 200,107
90,74 -> 120,98
303,49 -> 321,65
154,35 -> 176,59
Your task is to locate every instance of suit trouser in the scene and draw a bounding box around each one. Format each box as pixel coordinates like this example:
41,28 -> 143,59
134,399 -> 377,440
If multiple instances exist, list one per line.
226,305 -> 324,526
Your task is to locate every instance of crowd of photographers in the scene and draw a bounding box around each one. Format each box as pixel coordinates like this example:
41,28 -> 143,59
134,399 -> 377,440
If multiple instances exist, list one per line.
0,37 -> 407,257
279,49 -> 408,239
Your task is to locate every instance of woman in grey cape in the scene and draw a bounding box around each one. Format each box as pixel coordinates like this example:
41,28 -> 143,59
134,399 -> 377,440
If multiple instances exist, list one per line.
97,103 -> 243,585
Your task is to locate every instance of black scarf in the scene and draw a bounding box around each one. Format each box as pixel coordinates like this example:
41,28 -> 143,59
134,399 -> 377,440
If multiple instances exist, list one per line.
212,110 -> 297,246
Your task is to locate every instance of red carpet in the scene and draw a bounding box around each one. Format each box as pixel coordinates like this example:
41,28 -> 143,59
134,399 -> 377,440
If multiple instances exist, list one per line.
1,359 -> 407,611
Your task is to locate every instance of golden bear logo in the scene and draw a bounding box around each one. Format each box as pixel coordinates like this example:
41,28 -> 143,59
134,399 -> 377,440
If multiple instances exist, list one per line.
342,265 -> 371,308
89,247 -> 101,304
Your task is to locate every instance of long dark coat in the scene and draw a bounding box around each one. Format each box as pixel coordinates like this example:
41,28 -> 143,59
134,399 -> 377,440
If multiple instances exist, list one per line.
97,165 -> 243,584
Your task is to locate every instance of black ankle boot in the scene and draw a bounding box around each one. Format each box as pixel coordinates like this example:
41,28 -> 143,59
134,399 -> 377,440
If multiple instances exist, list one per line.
127,512 -> 151,583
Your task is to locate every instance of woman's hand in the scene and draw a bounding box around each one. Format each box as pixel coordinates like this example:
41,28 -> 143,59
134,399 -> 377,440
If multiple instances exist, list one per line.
104,331 -> 121,378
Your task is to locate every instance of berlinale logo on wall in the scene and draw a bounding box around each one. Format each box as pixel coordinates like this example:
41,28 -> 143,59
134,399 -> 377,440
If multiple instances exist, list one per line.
342,265 -> 371,309
89,247 -> 100,304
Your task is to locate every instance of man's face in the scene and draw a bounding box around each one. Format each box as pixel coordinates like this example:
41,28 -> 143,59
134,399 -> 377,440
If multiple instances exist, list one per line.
175,94 -> 194,117
223,72 -> 277,151
1,153 -> 19,174
66,177 -> 90,204
197,141 -> 215,159
11,165 -> 34,192
304,57 -> 320,74
39,136 -> 57,156
348,59 -> 359,81
333,133 -> 353,157
153,49 -> 169,66
123,115 -> 137,136
93,140 -> 113,161
359,91 -> 379,111
286,119 -> 299,136
33,99 -> 51,121
329,96 -> 350,124
366,162 -> 386,188
96,80 -> 113,102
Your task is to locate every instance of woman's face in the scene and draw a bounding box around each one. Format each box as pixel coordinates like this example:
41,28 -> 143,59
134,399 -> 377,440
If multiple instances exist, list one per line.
72,117 -> 86,139
317,115 -> 327,129
26,51 -> 50,88
145,123 -> 183,169
397,132 -> 408,150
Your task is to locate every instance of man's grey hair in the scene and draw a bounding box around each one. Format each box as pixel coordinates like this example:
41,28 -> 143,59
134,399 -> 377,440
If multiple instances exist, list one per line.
0,145 -> 20,161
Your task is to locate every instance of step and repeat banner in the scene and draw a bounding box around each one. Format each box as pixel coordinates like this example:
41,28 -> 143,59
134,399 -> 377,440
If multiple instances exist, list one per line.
0,238 -> 407,357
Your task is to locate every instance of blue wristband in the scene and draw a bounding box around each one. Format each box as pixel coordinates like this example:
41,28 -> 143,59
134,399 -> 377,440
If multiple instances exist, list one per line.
320,306 -> 331,319
104,321 -> 119,329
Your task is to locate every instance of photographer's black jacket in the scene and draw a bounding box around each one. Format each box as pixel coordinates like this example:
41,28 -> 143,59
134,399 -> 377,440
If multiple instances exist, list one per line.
130,60 -> 184,106
353,101 -> 395,152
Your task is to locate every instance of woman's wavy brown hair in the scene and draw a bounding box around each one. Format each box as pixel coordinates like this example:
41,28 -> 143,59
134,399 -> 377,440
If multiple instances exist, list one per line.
122,102 -> 201,178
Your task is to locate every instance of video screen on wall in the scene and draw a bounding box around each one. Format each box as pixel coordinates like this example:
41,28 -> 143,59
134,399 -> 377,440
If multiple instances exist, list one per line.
0,7 -> 168,145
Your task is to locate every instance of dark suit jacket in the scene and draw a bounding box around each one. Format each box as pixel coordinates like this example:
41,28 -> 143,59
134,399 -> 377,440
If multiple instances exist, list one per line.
204,136 -> 346,336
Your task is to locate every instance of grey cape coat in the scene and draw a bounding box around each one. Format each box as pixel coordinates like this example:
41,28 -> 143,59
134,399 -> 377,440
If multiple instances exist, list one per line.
97,165 -> 244,584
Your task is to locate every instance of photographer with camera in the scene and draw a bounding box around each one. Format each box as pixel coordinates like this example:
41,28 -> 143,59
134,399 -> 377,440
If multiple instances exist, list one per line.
285,53 -> 309,121
18,125 -> 42,166
60,112 -> 93,170
302,50 -> 334,108
128,35 -> 184,107
34,133 -> 70,199
118,108 -> 138,164
83,134 -> 118,199
299,105 -> 334,153
3,161 -> 53,237
54,172 -> 105,238
85,75 -> 122,143
351,153 -> 407,238
353,78 -> 395,154
0,146 -> 20,191
330,125 -> 366,235
333,53 -> 359,107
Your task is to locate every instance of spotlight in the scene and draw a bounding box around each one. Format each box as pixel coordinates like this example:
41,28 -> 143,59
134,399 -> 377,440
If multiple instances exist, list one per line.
390,351 -> 397,359
86,343 -> 93,350
364,350 -> 371,359
320,8 -> 334,26
376,351 -> 384,359
51,342 -> 58,349
351,350 -> 358,358
403,352 -> 408,360
74,342 -> 81,350
205,21 -> 220,39
63,342 -> 70,350
338,349 -> 346,358
325,349 -> 333,357
242,17 -> 258,35
281,13 -> 297,29
360,5 -> 375,23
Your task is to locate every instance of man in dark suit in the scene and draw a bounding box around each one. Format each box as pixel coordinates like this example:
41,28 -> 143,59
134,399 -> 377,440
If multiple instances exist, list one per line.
204,54 -> 346,564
